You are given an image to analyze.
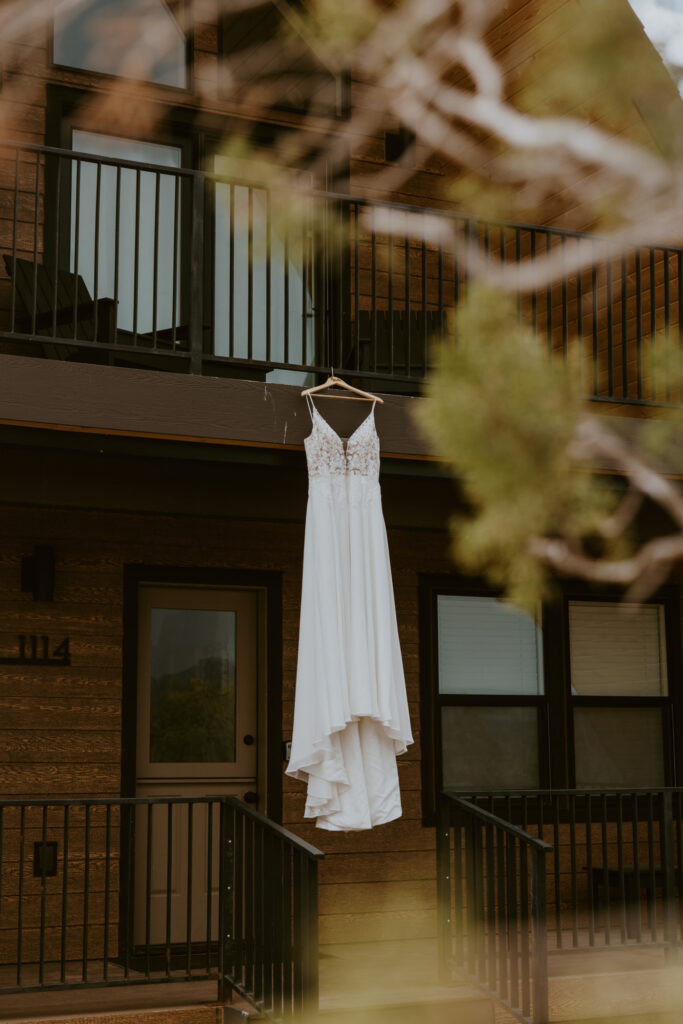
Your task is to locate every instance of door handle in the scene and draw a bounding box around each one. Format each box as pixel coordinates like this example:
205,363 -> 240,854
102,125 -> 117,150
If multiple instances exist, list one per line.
243,791 -> 258,804
243,734 -> 255,746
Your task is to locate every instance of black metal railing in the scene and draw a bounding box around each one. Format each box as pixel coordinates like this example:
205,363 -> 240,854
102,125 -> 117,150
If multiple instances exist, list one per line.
436,793 -> 552,1024
470,789 -> 683,955
0,796 -> 323,1021
0,140 -> 681,404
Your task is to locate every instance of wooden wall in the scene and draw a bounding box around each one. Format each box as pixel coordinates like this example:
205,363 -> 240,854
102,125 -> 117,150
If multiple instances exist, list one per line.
0,500 -> 452,949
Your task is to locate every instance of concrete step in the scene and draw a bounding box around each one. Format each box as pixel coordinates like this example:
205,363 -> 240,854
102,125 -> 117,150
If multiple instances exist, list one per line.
318,990 -> 494,1024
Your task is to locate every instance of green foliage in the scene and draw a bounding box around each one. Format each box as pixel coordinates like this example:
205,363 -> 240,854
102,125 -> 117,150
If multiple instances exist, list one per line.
150,676 -> 236,764
416,286 -> 619,611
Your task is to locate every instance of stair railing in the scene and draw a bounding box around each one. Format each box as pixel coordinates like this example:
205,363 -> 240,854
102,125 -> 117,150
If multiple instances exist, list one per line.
437,792 -> 553,1024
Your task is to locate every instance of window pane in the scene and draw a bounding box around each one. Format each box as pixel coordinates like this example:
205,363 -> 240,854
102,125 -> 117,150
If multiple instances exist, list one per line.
441,706 -> 539,790
54,0 -> 187,88
574,707 -> 664,788
437,595 -> 543,695
569,601 -> 667,696
149,608 -> 236,763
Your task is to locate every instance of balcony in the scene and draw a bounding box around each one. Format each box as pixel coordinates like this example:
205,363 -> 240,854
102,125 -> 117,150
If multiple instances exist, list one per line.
0,141 -> 681,406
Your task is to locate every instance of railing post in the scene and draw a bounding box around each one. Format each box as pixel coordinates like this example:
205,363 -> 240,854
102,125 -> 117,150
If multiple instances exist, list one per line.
660,790 -> 678,962
531,849 -> 549,1024
189,171 -> 204,374
218,798 -> 234,1004
436,795 -> 453,983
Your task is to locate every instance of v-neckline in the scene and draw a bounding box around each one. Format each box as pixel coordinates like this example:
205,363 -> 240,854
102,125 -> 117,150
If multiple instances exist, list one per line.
311,402 -> 376,452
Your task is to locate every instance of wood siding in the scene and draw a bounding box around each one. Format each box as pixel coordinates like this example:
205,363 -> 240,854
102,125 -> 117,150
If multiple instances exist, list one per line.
0,500 -> 452,947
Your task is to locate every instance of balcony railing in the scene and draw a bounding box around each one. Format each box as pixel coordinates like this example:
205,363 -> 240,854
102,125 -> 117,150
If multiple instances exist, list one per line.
0,796 -> 323,1021
0,141 -> 681,404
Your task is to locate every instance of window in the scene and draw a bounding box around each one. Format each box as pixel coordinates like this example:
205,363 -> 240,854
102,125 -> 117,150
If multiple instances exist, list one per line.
53,0 -> 189,89
432,592 -> 547,793
220,1 -> 347,118
420,578 -> 682,817
569,600 -> 669,788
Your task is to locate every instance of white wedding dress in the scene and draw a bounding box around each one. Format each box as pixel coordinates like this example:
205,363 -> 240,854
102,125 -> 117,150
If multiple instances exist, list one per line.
286,395 -> 413,831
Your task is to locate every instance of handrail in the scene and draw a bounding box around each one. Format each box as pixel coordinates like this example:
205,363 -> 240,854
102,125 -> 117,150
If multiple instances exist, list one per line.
438,792 -> 551,1024
7,138 -> 683,250
223,795 -> 324,859
445,793 -> 554,852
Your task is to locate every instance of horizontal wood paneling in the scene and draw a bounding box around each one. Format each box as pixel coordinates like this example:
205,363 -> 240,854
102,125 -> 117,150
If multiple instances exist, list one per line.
0,500 -> 451,945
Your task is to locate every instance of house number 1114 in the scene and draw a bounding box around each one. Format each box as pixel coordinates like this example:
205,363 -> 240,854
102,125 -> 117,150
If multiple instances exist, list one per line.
0,635 -> 71,666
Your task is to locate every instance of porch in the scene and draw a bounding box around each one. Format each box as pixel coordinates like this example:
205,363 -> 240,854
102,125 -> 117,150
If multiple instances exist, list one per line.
0,141 -> 681,408
5,794 -> 683,1022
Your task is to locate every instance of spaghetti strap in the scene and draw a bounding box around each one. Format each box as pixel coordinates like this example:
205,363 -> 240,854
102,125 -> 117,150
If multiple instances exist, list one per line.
305,393 -> 316,422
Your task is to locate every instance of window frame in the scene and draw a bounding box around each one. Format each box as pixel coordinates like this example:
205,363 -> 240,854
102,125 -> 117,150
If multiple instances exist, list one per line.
49,0 -> 194,95
419,573 -> 683,825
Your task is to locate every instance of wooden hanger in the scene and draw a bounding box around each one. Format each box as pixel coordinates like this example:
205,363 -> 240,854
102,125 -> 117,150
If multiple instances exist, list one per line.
301,372 -> 384,403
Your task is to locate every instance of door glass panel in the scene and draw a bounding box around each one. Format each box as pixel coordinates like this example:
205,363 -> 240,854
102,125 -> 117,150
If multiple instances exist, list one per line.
574,707 -> 664,788
441,706 -> 539,790
213,155 -> 317,386
438,595 -> 544,695
149,608 -> 236,763
71,130 -> 182,335
569,601 -> 667,696
54,0 -> 188,88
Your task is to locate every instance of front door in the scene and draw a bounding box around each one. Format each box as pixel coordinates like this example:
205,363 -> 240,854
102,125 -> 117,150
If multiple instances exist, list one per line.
134,584 -> 259,945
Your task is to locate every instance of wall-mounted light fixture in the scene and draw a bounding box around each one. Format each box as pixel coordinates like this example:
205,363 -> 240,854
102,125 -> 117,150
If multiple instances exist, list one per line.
21,545 -> 55,602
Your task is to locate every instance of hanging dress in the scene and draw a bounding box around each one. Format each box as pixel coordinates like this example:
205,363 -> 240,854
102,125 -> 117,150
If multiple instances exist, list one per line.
286,395 -> 413,831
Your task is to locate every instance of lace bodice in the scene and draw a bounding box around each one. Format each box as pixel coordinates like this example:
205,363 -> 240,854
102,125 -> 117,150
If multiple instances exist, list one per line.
304,398 -> 380,480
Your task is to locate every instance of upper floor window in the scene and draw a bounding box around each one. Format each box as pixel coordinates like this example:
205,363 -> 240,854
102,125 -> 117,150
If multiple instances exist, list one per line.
53,0 -> 189,89
220,1 -> 346,118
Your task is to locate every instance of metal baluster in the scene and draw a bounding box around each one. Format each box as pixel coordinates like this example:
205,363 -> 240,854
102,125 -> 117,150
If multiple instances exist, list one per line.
171,172 -> 179,349
83,803 -> 90,981
665,251 -> 672,402
592,261 -> 599,395
354,202 -> 360,372
388,215 -> 394,376
10,148 -> 18,332
165,802 -> 173,976
186,802 -> 194,976
496,820 -> 507,1002
103,804 -> 111,981
405,232 -> 411,377
38,804 -> 48,985
51,156 -> 62,339
650,250 -> 657,400
247,188 -> 253,362
570,793 -> 579,947
531,848 -> 549,1024
546,233 -> 553,356
152,172 -> 160,346
631,792 -> 642,942
93,162 -> 101,343
206,800 -> 213,975
617,793 -> 627,943
507,835 -> 519,1011
371,206 -> 377,372
17,806 -> 24,987
114,166 -> 121,345
284,221 -> 290,367
145,803 -> 153,978
229,184 -> 235,358
72,158 -> 81,340
436,797 -> 452,983
601,794 -> 611,945
636,251 -> 643,400
61,805 -> 69,982
648,792 -> 657,940
586,793 -> 595,947
133,169 -> 140,344
561,236 -> 568,361
553,796 -> 562,948
283,842 -> 293,1014
621,255 -> 628,398
266,190 -> 272,364
31,150 -> 40,337
520,841 -> 531,1019
485,822 -> 496,991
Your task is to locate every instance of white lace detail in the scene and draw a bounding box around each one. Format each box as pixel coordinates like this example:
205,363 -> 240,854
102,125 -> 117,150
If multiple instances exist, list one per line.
304,399 -> 379,480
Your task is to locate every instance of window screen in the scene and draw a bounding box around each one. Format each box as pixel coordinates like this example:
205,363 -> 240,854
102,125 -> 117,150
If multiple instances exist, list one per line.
437,595 -> 544,695
441,706 -> 539,790
574,707 -> 665,788
568,601 -> 667,696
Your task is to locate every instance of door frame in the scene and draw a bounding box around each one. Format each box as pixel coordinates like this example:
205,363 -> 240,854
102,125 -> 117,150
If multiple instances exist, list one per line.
119,564 -> 283,961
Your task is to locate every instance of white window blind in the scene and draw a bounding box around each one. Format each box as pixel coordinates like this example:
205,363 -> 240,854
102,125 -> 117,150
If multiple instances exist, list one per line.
437,595 -> 544,695
568,601 -> 667,697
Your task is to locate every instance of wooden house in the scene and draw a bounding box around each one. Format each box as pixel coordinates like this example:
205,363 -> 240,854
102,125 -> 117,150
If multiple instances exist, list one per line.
1,2 -> 683,1024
